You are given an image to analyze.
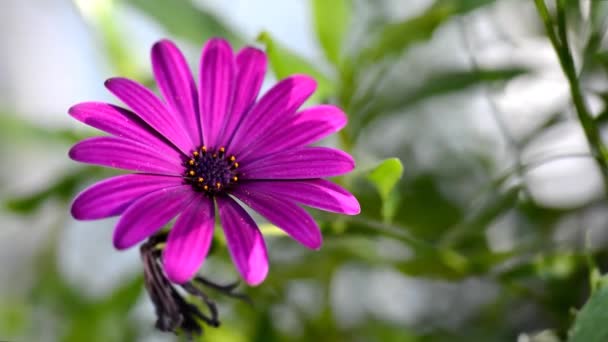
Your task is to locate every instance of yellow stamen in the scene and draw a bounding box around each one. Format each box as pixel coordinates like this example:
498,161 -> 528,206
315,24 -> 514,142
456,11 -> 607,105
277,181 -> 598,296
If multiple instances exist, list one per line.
232,176 -> 238,182
233,162 -> 239,168
188,159 -> 195,166
203,185 -> 209,191
193,151 -> 199,157
229,155 -> 236,162
219,147 -> 226,153
188,170 -> 195,176
197,177 -> 204,183
201,146 -> 207,153
216,182 -> 221,189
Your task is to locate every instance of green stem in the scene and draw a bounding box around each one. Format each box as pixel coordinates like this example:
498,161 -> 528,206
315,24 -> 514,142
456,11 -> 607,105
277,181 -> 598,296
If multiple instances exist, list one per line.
534,0 -> 608,192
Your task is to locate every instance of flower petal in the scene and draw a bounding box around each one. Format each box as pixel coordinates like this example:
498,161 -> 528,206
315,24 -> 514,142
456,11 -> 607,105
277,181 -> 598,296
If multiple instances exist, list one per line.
240,147 -> 355,179
239,105 -> 347,163
113,186 -> 196,250
228,75 -> 316,154
71,174 -> 182,220
216,195 -> 268,286
69,136 -> 183,175
238,180 -> 360,215
105,77 -> 193,154
231,188 -> 322,249
69,102 -> 180,156
217,47 -> 267,148
152,39 -> 201,145
163,197 -> 215,284
199,38 -> 235,148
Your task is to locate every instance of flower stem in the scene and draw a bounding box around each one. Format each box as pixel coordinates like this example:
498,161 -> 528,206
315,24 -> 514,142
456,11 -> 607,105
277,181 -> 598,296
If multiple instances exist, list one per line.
534,0 -> 608,192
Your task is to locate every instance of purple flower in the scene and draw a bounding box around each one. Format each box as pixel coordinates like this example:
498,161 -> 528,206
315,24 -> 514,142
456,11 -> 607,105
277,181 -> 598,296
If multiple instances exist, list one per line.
69,38 -> 360,286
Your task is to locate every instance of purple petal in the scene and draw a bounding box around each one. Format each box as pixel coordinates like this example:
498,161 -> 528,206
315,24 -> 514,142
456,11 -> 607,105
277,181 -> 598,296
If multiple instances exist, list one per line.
113,186 -> 196,250
240,105 -> 347,163
198,38 -> 235,148
69,136 -> 184,175
228,75 -> 316,154
69,102 -> 180,157
71,174 -> 182,220
216,195 -> 268,286
163,197 -> 215,284
105,77 -> 194,154
231,188 -> 322,249
238,180 -> 360,215
239,147 -> 355,179
217,47 -> 267,148
152,39 -> 201,145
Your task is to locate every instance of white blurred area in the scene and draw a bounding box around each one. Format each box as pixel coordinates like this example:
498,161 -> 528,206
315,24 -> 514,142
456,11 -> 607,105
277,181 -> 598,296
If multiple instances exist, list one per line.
0,0 -> 606,339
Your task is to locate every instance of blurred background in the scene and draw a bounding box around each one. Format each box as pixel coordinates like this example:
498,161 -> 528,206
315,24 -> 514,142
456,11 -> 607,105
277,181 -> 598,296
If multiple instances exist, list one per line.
1,0 -> 608,341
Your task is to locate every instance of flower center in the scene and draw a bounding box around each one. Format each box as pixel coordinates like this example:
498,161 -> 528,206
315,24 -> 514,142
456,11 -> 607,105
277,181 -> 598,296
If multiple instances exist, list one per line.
184,146 -> 239,195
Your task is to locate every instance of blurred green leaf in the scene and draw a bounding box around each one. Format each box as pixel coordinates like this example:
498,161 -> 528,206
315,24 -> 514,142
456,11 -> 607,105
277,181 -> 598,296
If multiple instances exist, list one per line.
440,186 -> 521,248
75,0 -> 140,78
31,236 -> 143,341
358,2 -> 451,63
124,0 -> 241,46
0,300 -> 29,338
521,330 -> 561,342
98,275 -> 144,314
357,0 -> 495,63
259,223 -> 288,237
390,174 -> 463,241
498,253 -> 586,283
5,167 -> 100,214
311,0 -> 351,66
569,280 -> 608,342
0,111 -> 88,144
358,68 -> 527,128
257,31 -> 335,103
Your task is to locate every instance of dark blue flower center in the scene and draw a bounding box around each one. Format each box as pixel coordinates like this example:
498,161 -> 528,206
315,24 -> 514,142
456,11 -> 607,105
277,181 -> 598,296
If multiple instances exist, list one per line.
184,146 -> 239,195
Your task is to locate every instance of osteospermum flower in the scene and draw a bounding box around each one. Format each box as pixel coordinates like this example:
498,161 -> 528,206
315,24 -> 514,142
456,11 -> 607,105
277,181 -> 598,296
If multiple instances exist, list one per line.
69,38 -> 360,286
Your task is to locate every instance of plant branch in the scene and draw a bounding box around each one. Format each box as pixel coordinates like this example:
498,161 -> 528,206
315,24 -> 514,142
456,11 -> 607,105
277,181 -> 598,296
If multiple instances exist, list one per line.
534,0 -> 608,193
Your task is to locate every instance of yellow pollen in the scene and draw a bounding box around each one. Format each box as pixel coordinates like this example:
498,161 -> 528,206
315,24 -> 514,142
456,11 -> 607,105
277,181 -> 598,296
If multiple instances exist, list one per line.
188,170 -> 196,176
219,147 -> 226,153
193,151 -> 199,157
229,156 -> 236,162
201,146 -> 207,153
197,177 -> 204,183
203,185 -> 209,191
234,162 -> 239,168
232,176 -> 238,182
216,182 -> 222,189
188,159 -> 195,165
212,153 -> 217,158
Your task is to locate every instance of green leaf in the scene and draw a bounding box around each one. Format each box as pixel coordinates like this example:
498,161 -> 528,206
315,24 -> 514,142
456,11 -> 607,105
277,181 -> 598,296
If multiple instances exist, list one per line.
0,300 -> 29,338
366,158 -> 404,222
367,158 -> 404,200
440,186 -> 521,248
569,281 -> 608,342
98,275 -> 144,314
5,167 -> 99,214
357,0 -> 497,63
256,31 -> 335,103
0,111 -> 89,145
358,2 -> 452,63
357,67 -> 527,129
311,0 -> 351,66
75,0 -> 140,78
124,0 -> 241,46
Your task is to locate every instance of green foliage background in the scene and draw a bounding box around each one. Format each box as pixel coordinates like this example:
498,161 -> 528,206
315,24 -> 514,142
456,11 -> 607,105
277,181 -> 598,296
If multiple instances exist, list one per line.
2,0 -> 608,341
